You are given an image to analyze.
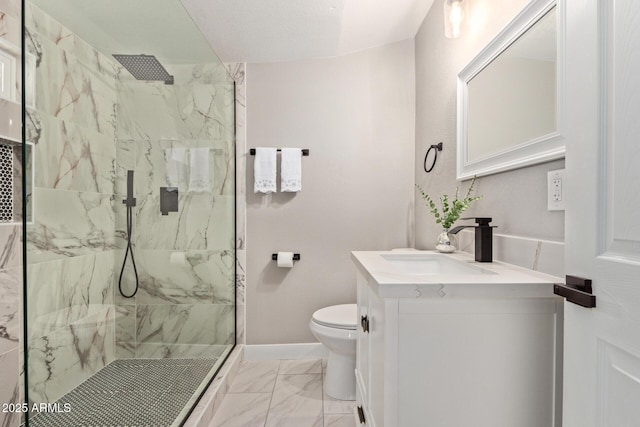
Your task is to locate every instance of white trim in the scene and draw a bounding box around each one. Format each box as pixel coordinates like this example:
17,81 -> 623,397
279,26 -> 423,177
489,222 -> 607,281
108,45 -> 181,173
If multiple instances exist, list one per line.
456,0 -> 565,180
244,343 -> 329,360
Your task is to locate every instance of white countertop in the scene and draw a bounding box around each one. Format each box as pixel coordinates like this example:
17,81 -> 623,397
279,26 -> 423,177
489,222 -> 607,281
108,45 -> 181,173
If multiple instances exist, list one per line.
351,250 -> 563,299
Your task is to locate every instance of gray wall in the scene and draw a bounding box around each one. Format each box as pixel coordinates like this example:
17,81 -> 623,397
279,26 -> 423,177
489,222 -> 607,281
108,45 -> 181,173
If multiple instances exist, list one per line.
414,0 -> 565,251
246,40 -> 416,344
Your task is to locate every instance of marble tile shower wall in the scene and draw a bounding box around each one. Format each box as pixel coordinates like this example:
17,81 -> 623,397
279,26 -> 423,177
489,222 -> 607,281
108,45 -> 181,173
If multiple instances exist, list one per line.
23,4 -> 118,405
0,0 -> 24,425
0,4 -> 240,421
113,63 -> 236,359
0,230 -> 22,427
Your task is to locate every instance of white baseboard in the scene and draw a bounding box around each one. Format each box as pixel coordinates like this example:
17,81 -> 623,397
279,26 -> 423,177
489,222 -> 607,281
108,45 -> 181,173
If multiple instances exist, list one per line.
244,343 -> 329,360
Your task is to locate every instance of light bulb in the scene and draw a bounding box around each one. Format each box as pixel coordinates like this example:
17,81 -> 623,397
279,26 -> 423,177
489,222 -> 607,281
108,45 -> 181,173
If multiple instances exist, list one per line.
444,0 -> 466,39
449,2 -> 463,37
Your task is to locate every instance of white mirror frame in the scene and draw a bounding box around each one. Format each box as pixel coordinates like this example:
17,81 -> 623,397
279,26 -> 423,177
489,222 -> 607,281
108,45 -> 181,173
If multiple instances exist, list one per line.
456,0 -> 564,180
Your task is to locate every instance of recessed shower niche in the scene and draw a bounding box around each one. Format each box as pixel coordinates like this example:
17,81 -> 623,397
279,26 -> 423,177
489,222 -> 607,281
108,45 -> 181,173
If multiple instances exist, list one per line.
0,142 -> 15,223
0,138 -> 31,224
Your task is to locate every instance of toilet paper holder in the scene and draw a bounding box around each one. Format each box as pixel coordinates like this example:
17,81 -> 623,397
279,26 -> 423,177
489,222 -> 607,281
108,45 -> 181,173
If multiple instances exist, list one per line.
272,253 -> 301,261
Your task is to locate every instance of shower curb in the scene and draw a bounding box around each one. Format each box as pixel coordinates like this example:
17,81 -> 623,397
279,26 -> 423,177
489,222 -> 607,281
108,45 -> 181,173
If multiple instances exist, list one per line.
183,345 -> 244,427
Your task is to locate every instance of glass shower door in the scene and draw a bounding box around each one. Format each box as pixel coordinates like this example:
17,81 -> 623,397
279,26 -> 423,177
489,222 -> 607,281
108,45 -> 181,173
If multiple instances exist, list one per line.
22,0 -> 236,425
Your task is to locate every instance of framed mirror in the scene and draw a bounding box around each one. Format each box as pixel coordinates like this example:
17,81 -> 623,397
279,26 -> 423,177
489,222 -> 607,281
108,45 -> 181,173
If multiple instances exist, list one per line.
457,0 -> 563,180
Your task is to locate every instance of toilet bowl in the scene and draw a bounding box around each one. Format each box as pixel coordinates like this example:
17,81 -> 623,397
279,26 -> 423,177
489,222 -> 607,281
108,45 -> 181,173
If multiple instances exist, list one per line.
309,304 -> 357,400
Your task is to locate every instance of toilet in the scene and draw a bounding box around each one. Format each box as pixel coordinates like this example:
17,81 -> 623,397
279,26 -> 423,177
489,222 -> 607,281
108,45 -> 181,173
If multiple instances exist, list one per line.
309,304 -> 357,400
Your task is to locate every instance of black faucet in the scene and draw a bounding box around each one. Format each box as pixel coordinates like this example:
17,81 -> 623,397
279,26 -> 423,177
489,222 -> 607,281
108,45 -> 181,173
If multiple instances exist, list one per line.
450,217 -> 496,263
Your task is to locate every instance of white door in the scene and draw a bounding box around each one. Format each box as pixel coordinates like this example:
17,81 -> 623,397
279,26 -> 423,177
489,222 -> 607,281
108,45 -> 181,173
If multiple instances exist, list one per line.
563,0 -> 640,425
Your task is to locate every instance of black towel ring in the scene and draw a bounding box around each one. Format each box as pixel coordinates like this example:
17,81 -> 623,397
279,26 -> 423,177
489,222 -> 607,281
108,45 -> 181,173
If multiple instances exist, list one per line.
423,142 -> 443,173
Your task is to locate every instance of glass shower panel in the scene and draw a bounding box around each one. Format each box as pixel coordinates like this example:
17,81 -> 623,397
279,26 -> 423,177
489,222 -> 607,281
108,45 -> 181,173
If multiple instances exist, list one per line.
24,2 -> 121,409
114,75 -> 236,359
23,0 -> 235,425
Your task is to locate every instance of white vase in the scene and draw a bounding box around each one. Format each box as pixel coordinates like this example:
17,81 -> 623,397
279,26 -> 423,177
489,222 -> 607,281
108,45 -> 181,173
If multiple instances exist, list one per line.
435,228 -> 456,253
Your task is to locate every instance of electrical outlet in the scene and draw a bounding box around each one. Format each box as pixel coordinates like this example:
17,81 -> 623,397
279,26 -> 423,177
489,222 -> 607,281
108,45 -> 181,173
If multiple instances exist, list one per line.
547,169 -> 566,211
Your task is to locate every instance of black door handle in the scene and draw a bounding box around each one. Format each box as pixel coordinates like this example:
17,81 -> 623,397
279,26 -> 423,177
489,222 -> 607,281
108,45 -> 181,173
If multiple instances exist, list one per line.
553,275 -> 596,308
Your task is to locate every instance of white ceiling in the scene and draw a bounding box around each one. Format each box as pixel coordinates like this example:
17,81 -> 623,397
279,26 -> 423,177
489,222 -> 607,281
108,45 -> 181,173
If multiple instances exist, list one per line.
30,0 -> 436,66
31,0 -> 221,65
180,0 -> 436,63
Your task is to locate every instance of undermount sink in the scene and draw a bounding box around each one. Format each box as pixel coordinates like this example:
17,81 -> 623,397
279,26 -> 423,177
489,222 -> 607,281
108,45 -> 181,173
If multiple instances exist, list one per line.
380,253 -> 496,276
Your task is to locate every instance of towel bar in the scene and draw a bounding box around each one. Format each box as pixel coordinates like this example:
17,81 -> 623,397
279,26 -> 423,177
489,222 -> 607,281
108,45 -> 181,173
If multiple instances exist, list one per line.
250,149 -> 309,156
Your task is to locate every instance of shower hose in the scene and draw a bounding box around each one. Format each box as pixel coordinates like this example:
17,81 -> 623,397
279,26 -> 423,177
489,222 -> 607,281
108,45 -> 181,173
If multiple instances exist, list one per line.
118,202 -> 139,298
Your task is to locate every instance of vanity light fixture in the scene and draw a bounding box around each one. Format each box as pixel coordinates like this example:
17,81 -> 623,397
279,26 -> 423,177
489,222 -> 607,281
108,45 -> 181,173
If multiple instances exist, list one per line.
444,0 -> 466,38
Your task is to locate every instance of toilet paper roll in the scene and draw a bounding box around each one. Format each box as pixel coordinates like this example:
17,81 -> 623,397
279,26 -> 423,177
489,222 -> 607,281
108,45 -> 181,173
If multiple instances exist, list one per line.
170,252 -> 186,265
277,251 -> 294,268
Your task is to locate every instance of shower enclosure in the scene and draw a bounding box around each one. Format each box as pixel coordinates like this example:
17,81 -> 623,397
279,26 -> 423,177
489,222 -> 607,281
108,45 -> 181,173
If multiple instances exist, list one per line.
22,0 -> 236,425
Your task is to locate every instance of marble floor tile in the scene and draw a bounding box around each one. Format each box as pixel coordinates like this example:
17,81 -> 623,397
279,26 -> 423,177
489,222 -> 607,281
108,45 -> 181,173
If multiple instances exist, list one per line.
265,374 -> 323,427
210,358 -> 356,427
322,365 -> 355,415
228,360 -> 280,393
210,393 -> 271,427
323,388 -> 356,415
266,414 -> 323,427
279,359 -> 322,375
324,414 -> 356,427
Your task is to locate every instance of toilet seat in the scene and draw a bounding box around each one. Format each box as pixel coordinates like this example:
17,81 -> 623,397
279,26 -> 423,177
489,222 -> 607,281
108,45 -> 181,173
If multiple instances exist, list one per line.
312,304 -> 357,330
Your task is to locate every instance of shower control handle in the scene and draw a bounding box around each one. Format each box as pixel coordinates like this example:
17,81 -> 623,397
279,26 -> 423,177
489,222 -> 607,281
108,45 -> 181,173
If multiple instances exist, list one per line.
123,170 -> 136,207
360,315 -> 369,333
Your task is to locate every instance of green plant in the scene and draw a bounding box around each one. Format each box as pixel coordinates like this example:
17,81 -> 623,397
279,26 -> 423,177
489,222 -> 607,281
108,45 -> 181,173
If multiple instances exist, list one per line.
416,176 -> 482,230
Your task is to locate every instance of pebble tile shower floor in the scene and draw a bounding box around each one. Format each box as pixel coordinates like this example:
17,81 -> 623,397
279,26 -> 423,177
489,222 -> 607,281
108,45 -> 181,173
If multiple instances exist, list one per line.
28,358 -> 217,427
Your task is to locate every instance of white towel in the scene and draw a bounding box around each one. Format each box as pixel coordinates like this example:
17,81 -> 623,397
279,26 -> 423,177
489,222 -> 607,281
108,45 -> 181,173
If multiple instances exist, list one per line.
281,148 -> 302,192
165,148 -> 187,188
189,147 -> 212,193
254,147 -> 277,193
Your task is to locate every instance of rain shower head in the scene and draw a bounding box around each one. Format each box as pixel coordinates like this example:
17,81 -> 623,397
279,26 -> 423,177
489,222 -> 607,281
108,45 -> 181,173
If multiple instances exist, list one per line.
113,54 -> 174,85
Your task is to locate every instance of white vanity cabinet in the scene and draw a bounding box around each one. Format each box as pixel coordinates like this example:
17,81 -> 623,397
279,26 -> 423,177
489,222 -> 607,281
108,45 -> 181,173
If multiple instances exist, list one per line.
355,271 -> 394,426
352,251 -> 563,427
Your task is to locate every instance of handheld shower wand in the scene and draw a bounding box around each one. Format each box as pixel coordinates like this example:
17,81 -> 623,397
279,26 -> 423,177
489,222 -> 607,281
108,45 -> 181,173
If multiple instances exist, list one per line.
118,170 -> 139,298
